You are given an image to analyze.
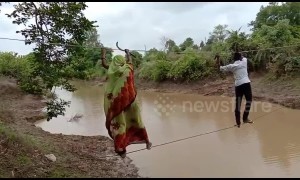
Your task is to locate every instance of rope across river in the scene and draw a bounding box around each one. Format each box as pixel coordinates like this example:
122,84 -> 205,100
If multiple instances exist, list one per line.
97,106 -> 283,159
0,36 -> 292,159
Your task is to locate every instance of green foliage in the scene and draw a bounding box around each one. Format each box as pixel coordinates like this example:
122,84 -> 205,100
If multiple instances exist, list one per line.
165,39 -> 177,53
65,26 -> 113,80
253,19 -> 293,47
46,98 -> 70,121
137,6 -> 300,81
284,56 -> 300,74
250,19 -> 300,72
5,2 -> 97,120
138,48 -> 215,82
167,50 -> 215,81
179,37 -> 194,51
138,61 -> 155,80
0,52 -> 28,78
151,60 -> 172,82
209,24 -> 229,43
130,51 -> 143,68
249,2 -> 300,31
138,60 -> 172,82
0,52 -> 44,95
143,48 -> 167,62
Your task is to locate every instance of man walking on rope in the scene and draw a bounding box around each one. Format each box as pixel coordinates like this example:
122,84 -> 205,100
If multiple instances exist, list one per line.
220,52 -> 253,128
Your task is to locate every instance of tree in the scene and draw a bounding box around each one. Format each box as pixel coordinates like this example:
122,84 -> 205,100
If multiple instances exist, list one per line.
199,40 -> 205,49
252,19 -> 294,47
179,37 -> 194,51
143,48 -> 159,62
165,39 -> 177,53
130,50 -> 143,68
161,38 -> 181,53
249,2 -> 300,31
160,36 -> 169,52
171,45 -> 180,53
84,27 -> 102,48
192,44 -> 199,50
143,48 -> 167,62
64,27 -> 113,80
6,2 -> 96,120
206,37 -> 214,45
82,27 -> 105,66
208,24 -> 229,43
225,27 -> 248,52
250,19 -> 297,72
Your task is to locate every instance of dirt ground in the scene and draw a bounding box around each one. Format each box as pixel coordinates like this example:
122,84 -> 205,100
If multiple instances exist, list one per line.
0,77 -> 140,178
1,73 -> 299,178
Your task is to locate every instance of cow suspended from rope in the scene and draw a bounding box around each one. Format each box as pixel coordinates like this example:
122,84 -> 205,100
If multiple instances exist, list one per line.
101,42 -> 152,158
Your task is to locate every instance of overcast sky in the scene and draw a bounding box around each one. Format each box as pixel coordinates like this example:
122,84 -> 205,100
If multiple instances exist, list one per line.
0,2 -> 269,55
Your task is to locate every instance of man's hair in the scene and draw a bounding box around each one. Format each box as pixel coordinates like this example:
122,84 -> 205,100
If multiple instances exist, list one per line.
233,52 -> 242,61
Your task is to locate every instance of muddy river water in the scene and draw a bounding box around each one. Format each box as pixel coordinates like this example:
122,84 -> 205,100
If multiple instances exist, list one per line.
36,81 -> 300,178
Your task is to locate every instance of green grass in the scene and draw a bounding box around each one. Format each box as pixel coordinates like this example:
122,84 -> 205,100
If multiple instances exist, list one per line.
0,122 -> 18,141
0,122 -> 37,150
0,122 -> 86,178
17,155 -> 32,166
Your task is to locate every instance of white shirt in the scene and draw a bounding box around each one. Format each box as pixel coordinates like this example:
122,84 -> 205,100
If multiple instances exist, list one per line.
220,57 -> 251,87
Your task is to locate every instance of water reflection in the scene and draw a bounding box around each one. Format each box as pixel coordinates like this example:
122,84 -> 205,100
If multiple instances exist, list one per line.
254,108 -> 300,176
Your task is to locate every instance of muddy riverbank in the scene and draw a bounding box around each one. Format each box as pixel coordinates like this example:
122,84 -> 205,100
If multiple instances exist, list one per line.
0,77 -> 140,178
135,74 -> 300,110
92,73 -> 300,110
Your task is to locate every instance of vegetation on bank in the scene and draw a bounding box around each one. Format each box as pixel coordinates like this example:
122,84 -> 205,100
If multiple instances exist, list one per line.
138,3 -> 300,81
0,121 -> 78,178
0,2 -> 299,120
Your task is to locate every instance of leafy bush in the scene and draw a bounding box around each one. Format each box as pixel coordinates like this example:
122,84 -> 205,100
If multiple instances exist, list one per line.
0,52 -> 44,95
0,52 -> 32,78
138,49 -> 217,82
167,50 -> 215,81
138,60 -> 172,82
